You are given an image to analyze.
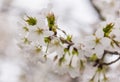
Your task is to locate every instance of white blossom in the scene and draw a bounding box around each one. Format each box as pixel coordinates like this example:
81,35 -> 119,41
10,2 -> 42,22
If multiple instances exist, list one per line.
17,2 -> 120,82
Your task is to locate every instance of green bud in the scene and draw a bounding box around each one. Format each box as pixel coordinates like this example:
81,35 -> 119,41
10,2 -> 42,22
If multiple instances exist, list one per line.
72,47 -> 79,55
66,35 -> 72,42
35,45 -> 42,53
46,13 -> 57,35
90,53 -> 98,62
47,13 -> 55,30
44,37 -> 51,43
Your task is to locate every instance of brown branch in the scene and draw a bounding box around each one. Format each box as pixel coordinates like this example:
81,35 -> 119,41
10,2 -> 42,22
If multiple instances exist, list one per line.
60,37 -> 74,46
104,50 -> 120,56
100,50 -> 120,66
101,50 -> 120,61
102,56 -> 120,65
57,27 -> 67,36
90,0 -> 105,20
101,50 -> 107,60
93,50 -> 120,67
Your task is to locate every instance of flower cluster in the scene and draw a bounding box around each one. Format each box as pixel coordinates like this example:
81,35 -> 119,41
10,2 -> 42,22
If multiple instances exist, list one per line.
18,9 -> 120,82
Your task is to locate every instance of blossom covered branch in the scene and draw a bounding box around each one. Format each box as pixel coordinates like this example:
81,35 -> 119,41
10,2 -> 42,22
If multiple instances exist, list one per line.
18,10 -> 120,82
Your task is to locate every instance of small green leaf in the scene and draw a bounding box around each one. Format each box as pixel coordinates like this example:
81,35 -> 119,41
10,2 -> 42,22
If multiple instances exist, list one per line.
64,48 -> 69,53
103,23 -> 114,37
25,16 -> 37,26
64,48 -> 70,55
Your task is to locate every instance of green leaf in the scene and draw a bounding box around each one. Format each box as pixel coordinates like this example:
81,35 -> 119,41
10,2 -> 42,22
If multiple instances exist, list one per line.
64,48 -> 70,55
103,23 -> 114,37
26,16 -> 37,26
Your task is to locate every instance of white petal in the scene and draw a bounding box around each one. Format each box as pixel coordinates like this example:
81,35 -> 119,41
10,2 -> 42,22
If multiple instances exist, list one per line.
95,28 -> 104,38
94,44 -> 104,58
101,37 -> 111,48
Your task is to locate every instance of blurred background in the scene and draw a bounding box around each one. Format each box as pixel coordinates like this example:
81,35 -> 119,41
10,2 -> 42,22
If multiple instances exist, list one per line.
0,0 -> 100,82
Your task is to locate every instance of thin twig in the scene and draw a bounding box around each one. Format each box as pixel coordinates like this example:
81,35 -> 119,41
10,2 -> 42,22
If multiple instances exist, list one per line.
100,50 -> 120,66
57,27 -> 67,36
103,56 -> 120,65
90,0 -> 105,20
60,37 -> 74,45
104,50 -> 120,56
101,50 -> 107,60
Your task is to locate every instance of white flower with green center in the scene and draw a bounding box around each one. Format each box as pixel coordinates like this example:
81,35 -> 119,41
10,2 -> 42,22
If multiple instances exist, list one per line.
85,28 -> 111,58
